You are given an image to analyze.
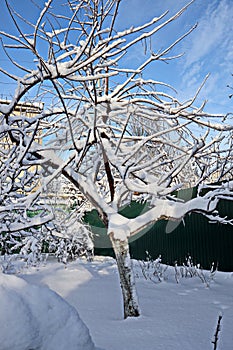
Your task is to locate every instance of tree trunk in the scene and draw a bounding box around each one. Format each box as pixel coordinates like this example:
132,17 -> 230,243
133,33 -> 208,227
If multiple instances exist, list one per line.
109,233 -> 140,319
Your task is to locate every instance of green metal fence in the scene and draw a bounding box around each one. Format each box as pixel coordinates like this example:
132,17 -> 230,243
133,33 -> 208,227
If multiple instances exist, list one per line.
129,204 -> 233,272
85,196 -> 233,272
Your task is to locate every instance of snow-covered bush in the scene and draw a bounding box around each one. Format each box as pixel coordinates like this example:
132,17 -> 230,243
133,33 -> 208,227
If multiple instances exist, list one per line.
0,254 -> 18,274
48,212 -> 94,264
10,233 -> 46,265
135,253 -> 217,287
0,272 -> 95,350
137,252 -> 168,283
174,256 -> 217,287
52,232 -> 94,265
0,206 -> 94,268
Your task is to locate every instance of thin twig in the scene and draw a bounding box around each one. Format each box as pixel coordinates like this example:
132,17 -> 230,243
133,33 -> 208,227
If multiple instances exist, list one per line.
212,315 -> 223,350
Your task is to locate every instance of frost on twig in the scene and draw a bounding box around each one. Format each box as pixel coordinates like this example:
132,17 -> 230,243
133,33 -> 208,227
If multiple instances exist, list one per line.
175,257 -> 217,287
137,252 -> 168,283
136,254 -> 217,287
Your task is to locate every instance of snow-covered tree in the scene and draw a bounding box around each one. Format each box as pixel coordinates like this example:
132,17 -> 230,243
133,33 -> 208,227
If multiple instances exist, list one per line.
0,0 -> 233,318
0,109 -> 54,253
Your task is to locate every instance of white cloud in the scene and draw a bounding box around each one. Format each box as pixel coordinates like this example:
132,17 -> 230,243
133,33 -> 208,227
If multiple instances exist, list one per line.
182,0 -> 232,69
116,0 -> 232,113
176,0 -> 233,113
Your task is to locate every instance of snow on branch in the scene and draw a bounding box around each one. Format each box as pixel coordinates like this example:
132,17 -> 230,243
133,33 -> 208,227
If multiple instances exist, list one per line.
0,0 -> 232,246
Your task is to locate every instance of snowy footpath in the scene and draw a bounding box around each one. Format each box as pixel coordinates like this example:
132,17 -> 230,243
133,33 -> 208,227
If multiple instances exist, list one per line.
1,256 -> 233,350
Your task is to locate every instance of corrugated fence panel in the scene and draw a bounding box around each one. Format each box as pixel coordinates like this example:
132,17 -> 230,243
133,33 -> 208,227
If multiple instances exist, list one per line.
129,203 -> 233,271
87,198 -> 233,272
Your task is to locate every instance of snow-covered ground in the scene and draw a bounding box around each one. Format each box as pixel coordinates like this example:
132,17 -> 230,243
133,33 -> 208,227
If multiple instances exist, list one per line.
1,256 -> 233,350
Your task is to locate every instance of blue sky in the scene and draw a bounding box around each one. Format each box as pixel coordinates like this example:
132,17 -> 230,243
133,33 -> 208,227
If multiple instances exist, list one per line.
116,0 -> 233,115
0,0 -> 232,115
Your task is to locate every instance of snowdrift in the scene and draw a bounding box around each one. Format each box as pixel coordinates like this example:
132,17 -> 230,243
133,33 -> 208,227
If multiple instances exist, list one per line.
0,272 -> 95,350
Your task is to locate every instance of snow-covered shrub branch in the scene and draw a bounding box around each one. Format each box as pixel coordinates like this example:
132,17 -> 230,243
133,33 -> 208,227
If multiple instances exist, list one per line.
135,253 -> 217,287
0,120 -> 54,248
47,209 -> 94,264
